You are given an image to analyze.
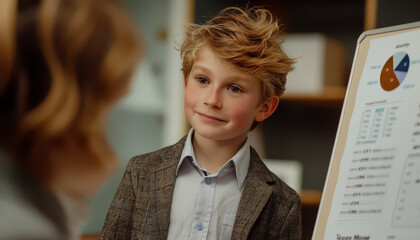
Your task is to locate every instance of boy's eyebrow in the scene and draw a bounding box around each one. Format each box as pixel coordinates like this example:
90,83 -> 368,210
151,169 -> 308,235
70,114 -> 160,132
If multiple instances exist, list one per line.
192,64 -> 252,83
191,64 -> 211,74
228,72 -> 252,83
231,74 -> 252,82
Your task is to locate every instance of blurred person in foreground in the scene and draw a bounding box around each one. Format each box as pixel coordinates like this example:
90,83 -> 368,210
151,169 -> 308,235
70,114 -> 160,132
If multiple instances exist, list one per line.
0,0 -> 142,239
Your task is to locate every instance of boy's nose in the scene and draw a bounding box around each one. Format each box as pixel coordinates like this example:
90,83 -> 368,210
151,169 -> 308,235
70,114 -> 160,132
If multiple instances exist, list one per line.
204,87 -> 222,108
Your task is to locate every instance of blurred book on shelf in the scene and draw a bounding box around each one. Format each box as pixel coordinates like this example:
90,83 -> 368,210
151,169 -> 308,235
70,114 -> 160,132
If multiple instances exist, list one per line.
283,33 -> 347,96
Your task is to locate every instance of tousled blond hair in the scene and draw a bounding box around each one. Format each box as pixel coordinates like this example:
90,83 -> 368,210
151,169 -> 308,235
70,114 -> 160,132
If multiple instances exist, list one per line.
0,0 -> 142,191
180,7 -> 294,102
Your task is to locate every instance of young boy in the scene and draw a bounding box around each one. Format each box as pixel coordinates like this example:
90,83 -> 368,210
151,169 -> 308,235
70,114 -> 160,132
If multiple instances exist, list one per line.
101,7 -> 301,240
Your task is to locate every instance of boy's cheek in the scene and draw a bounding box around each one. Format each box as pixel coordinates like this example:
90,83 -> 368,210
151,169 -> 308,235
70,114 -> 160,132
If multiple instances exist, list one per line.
184,91 -> 196,114
229,106 -> 255,125
185,86 -> 201,103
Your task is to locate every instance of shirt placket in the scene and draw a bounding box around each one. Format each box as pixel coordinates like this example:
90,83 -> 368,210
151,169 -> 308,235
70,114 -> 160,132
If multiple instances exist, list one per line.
189,175 -> 216,240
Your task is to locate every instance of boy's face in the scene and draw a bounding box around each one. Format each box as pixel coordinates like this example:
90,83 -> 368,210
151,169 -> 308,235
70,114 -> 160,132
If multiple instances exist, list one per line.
184,46 -> 278,143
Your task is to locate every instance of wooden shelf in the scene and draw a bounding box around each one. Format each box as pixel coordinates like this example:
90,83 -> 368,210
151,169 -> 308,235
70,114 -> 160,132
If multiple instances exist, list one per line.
81,235 -> 99,240
300,190 -> 323,205
281,86 -> 347,102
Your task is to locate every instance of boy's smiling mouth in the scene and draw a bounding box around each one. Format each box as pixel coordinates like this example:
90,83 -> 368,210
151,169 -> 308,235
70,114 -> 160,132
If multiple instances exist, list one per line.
197,112 -> 227,122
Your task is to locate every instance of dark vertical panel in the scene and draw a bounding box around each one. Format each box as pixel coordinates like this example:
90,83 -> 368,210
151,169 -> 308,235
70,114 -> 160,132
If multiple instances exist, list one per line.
376,0 -> 420,28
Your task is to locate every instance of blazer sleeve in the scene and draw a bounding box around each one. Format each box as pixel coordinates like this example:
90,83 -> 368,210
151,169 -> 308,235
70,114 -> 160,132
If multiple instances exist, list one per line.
277,198 -> 302,240
100,160 -> 136,240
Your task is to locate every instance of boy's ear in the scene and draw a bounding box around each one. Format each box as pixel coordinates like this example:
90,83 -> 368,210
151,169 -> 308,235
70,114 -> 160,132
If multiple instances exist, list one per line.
254,96 -> 279,122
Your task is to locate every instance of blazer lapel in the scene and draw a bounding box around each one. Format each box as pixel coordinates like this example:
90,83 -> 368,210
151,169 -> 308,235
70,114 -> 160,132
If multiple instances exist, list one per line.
141,136 -> 186,239
232,148 -> 275,239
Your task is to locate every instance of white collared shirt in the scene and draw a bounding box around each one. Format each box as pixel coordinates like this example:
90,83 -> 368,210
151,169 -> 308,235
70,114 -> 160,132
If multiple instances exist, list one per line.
167,129 -> 251,240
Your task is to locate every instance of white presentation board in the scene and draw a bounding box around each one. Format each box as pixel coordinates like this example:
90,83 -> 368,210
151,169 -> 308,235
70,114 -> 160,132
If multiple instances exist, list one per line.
313,22 -> 420,240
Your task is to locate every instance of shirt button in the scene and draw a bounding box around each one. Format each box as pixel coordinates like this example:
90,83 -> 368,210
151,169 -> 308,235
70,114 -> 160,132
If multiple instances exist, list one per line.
204,177 -> 211,185
196,223 -> 204,231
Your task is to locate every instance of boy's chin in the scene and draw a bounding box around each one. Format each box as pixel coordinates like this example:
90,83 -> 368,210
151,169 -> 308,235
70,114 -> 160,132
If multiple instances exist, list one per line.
193,128 -> 248,143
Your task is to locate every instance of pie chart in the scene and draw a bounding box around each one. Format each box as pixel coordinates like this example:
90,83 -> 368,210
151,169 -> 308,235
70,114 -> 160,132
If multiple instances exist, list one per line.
380,52 -> 410,91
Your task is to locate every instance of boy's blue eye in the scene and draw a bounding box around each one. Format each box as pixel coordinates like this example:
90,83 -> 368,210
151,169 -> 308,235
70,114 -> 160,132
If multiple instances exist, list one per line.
197,77 -> 208,84
229,86 -> 242,93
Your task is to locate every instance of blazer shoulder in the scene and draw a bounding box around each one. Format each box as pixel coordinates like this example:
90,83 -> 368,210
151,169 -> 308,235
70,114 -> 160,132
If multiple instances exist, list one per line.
127,136 -> 187,172
272,174 -> 301,205
249,147 -> 300,205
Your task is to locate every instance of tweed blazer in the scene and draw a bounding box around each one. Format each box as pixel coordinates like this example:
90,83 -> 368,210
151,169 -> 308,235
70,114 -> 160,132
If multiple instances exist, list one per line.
100,136 -> 302,239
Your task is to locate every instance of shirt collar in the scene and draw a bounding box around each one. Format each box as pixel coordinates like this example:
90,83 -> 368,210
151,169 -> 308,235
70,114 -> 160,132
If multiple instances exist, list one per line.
177,128 -> 250,188
176,128 -> 197,175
